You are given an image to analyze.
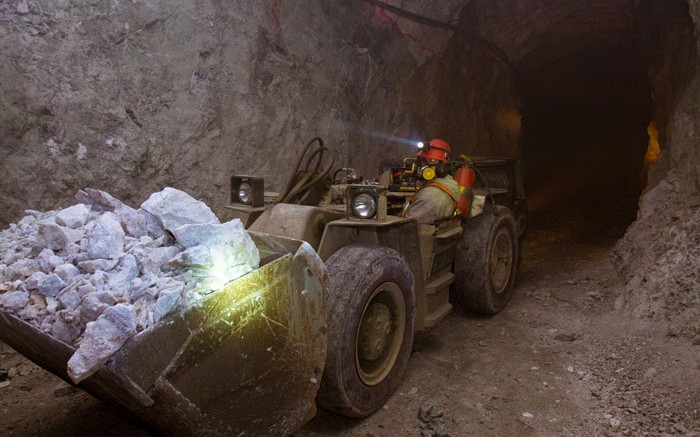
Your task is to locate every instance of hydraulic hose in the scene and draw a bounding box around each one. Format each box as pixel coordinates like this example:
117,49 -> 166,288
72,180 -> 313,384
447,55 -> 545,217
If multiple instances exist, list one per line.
282,146 -> 337,203
278,137 -> 337,204
277,137 -> 324,203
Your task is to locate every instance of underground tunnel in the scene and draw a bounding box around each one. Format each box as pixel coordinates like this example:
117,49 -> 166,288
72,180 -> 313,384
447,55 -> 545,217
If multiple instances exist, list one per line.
519,18 -> 654,244
0,0 -> 699,435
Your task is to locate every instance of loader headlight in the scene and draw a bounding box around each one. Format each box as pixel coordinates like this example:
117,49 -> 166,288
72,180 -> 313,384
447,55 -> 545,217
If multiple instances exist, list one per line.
237,182 -> 253,204
346,185 -> 386,220
352,192 -> 377,219
230,176 -> 265,207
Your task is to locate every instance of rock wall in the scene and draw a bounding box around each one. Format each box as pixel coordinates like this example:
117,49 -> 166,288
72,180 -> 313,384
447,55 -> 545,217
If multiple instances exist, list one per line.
612,0 -> 700,339
0,0 -> 463,227
409,28 -> 521,159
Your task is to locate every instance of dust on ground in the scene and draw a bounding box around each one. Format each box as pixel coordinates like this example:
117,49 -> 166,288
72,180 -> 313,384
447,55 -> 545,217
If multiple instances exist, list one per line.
1,227 -> 699,436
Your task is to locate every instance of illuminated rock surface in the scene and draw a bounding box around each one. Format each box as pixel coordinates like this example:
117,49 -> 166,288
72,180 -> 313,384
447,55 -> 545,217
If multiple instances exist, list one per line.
0,187 -> 259,383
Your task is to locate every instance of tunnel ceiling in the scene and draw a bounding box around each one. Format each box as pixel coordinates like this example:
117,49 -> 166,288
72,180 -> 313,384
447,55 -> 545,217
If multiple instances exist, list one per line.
455,0 -> 694,123
470,0 -> 638,64
513,1 -> 651,119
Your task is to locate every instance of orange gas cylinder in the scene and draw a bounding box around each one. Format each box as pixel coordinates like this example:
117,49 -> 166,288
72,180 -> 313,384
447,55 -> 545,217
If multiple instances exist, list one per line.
455,166 -> 475,218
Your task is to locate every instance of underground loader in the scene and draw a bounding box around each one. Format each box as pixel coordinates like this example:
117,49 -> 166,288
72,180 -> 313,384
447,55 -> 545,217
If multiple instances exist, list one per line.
0,137 -> 526,435
225,137 -> 527,418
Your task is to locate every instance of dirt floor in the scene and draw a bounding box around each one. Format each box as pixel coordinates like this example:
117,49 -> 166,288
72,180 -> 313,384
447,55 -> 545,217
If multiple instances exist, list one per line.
1,223 -> 699,436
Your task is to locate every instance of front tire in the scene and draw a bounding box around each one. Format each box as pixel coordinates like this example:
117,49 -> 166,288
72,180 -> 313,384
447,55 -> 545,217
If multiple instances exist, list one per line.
453,204 -> 518,314
317,245 -> 415,417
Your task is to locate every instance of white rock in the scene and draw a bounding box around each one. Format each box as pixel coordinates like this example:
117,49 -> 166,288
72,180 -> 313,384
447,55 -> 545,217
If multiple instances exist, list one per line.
54,263 -> 80,281
78,258 -> 120,273
12,258 -> 36,277
77,282 -> 97,297
67,303 -> 136,383
115,205 -> 149,238
154,282 -> 186,321
46,296 -> 59,313
52,310 -> 81,344
169,245 -> 212,269
170,219 -> 259,292
140,209 -> 165,239
141,187 -> 219,233
133,297 -> 155,330
36,248 -> 56,273
55,204 -> 91,229
58,290 -> 81,311
87,212 -> 125,259
38,223 -> 70,251
37,273 -> 66,297
90,270 -> 109,288
80,291 -> 117,323
130,245 -> 179,275
172,219 -> 245,249
0,291 -> 30,310
109,254 -> 140,285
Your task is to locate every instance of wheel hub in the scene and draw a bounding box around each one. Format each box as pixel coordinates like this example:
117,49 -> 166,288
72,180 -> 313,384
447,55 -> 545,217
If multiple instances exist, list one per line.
355,283 -> 406,386
358,303 -> 392,361
491,229 -> 513,293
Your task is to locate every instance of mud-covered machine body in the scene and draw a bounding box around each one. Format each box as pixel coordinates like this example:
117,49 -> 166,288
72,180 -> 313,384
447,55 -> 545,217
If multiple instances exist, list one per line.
225,138 -> 527,418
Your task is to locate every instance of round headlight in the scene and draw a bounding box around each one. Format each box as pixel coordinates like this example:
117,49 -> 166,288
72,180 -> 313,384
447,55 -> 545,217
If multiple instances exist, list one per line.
352,192 -> 377,219
238,182 -> 253,204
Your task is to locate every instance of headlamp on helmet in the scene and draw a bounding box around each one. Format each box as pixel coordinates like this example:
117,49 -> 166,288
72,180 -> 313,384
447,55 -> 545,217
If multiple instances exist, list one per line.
416,138 -> 451,162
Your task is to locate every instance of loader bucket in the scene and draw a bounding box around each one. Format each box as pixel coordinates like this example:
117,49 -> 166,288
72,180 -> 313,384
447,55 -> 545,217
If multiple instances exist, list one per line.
0,232 -> 328,436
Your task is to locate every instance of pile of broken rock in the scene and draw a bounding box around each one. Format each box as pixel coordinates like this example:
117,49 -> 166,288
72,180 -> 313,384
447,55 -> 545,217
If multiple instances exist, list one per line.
0,187 -> 259,384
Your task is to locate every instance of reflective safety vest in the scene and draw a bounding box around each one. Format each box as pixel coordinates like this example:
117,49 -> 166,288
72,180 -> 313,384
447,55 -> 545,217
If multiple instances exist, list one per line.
407,180 -> 459,215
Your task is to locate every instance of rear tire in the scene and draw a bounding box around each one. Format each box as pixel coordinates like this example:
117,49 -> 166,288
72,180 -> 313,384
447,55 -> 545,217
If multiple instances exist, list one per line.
453,204 -> 518,314
317,245 -> 415,417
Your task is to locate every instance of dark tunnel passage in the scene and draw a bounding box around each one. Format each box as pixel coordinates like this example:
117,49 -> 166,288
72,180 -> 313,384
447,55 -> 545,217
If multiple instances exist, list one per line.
520,37 -> 652,245
425,0 -> 696,249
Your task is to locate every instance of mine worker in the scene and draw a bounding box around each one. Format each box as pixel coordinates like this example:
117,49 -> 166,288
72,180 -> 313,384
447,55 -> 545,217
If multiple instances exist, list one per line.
403,139 -> 461,224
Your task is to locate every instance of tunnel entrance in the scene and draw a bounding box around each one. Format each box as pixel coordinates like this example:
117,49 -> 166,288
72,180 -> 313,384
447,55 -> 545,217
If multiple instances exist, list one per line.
520,29 -> 652,245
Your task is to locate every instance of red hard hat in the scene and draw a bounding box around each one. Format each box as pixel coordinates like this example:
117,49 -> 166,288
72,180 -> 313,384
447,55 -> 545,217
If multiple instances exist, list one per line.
417,138 -> 451,162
